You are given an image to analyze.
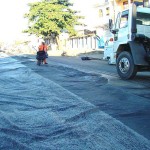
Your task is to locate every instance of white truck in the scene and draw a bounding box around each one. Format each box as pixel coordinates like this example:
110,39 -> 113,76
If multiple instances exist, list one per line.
105,2 -> 150,79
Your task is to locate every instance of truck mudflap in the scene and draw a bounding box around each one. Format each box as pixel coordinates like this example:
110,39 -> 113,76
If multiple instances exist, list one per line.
128,41 -> 150,66
145,51 -> 150,62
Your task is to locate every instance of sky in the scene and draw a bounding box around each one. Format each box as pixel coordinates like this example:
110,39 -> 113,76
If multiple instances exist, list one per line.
0,0 -> 37,43
70,0 -> 101,29
0,0 -> 100,44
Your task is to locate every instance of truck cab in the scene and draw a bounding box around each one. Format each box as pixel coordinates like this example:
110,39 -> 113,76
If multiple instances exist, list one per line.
107,2 -> 150,79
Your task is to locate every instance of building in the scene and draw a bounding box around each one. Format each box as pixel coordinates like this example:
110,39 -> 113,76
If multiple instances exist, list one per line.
65,0 -> 144,55
66,0 -> 118,54
90,0 -> 144,45
66,0 -> 106,55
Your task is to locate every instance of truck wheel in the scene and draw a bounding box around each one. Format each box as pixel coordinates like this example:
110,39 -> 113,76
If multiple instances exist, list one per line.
116,51 -> 137,79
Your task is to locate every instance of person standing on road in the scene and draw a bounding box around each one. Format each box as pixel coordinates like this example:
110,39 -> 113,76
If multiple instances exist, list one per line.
38,41 -> 48,64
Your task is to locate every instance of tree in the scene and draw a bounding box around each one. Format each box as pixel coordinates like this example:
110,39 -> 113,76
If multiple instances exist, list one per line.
24,0 -> 82,49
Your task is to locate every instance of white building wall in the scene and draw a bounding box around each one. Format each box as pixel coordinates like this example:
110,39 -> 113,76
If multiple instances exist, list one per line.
92,37 -> 96,49
66,0 -> 108,53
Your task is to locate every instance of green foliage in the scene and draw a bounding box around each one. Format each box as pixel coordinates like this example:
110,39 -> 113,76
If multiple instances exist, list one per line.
24,0 -> 82,37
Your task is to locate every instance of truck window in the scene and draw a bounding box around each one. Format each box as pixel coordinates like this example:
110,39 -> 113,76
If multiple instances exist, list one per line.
115,13 -> 121,29
136,12 -> 150,26
120,10 -> 129,28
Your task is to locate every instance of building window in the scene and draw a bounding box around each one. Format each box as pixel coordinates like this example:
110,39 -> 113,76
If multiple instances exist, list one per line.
106,7 -> 109,16
123,0 -> 134,9
99,9 -> 103,17
123,1 -> 128,9
143,0 -> 150,7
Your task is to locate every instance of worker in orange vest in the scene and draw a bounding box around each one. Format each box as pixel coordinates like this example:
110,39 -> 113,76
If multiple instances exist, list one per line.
38,41 -> 48,64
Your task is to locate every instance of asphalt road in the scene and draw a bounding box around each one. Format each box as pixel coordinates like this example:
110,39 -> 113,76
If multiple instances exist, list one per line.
12,54 -> 150,141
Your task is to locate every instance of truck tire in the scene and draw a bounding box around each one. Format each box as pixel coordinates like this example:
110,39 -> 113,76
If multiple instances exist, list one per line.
116,51 -> 137,79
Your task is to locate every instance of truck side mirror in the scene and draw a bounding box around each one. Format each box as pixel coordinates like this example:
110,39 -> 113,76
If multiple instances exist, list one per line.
111,29 -> 119,34
109,19 -> 113,30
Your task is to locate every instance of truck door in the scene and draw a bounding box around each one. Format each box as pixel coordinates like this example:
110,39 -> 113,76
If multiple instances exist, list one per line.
113,10 -> 129,52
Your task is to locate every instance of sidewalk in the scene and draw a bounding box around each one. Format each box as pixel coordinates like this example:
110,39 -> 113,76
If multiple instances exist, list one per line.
48,49 -> 104,60
0,53 -> 150,150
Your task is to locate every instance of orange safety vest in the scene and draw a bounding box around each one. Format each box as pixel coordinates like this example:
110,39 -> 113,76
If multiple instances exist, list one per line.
38,44 -> 48,51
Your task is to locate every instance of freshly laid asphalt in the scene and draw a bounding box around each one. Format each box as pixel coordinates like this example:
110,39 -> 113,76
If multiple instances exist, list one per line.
0,53 -> 150,150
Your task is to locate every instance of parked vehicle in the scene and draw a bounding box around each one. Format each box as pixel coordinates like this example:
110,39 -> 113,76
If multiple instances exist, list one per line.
107,1 -> 150,79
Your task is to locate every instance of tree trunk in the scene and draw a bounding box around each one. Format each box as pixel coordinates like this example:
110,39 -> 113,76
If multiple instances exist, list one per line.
56,36 -> 61,50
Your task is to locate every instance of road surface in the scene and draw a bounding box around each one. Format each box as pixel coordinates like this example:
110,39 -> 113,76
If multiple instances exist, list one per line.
0,53 -> 150,150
